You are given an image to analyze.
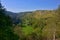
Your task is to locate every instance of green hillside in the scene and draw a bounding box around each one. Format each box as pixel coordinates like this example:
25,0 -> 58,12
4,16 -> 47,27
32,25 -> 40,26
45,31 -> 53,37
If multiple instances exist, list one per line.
0,2 -> 60,40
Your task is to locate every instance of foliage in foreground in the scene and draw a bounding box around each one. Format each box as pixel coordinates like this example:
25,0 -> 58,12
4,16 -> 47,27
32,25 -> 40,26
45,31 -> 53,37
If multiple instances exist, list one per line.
0,3 -> 19,40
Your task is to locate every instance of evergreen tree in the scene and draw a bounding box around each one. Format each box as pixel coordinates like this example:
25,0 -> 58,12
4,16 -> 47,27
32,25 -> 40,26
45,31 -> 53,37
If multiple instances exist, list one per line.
0,2 -> 19,40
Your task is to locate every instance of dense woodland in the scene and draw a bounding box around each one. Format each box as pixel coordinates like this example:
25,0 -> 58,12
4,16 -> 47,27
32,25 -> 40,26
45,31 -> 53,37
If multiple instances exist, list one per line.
0,2 -> 60,40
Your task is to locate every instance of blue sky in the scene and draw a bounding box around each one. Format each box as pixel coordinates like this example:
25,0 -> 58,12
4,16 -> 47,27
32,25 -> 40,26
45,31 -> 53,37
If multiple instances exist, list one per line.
1,0 -> 60,12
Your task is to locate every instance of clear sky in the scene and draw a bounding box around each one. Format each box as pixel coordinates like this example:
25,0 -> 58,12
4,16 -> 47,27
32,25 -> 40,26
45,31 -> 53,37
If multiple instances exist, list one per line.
1,0 -> 60,12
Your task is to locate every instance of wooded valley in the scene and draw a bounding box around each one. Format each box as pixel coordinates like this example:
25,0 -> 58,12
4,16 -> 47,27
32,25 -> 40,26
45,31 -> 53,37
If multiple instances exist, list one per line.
0,2 -> 60,40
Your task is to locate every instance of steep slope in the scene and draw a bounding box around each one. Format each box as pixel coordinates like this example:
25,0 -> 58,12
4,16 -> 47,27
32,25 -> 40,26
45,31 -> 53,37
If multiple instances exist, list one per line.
5,11 -> 32,25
